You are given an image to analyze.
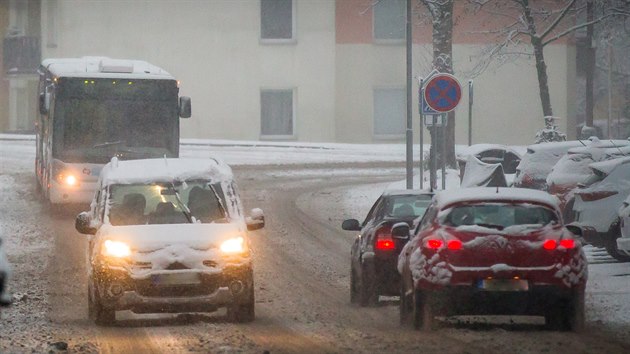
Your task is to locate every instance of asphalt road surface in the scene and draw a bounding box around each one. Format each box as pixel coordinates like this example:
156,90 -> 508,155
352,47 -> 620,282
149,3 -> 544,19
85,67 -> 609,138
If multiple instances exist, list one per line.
1,156 -> 629,353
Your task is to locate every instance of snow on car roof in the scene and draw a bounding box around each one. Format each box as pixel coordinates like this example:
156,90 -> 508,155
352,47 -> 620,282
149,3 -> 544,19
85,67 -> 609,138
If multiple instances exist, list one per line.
41,57 -> 174,80
589,156 -> 630,175
100,158 -> 233,186
526,140 -> 586,154
457,143 -> 521,159
435,187 -> 559,210
382,189 -> 433,196
566,139 -> 630,156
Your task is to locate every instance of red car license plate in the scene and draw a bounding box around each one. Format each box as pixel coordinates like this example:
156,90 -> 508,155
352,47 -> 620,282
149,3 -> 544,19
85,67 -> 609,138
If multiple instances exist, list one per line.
479,279 -> 529,291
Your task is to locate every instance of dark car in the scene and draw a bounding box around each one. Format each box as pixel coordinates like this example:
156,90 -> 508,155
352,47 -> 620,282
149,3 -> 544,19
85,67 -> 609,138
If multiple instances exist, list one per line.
0,238 -> 11,310
342,190 -> 433,306
397,188 -> 587,331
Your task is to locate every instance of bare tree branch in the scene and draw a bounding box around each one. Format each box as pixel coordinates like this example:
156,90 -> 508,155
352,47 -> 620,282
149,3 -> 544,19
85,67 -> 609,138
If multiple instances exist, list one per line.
539,0 -> 578,40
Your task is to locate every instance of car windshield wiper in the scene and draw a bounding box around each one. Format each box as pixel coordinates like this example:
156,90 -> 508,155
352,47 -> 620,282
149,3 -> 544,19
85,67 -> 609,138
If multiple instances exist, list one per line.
169,183 -> 193,223
208,183 -> 229,220
93,140 -> 124,149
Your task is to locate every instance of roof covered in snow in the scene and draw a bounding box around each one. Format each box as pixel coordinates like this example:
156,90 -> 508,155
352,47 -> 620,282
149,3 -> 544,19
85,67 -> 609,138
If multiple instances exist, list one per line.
99,158 -> 233,186
456,144 -> 521,160
381,189 -> 434,197
435,187 -> 559,210
41,57 -> 175,80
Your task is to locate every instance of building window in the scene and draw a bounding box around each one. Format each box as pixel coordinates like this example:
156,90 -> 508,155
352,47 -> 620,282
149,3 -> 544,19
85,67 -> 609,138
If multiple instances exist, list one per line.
374,88 -> 405,137
373,0 -> 406,41
261,89 -> 294,138
260,0 -> 295,42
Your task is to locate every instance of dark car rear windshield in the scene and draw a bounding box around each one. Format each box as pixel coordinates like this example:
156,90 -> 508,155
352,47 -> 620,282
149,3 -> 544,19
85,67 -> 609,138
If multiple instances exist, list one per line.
386,194 -> 432,218
443,203 -> 558,229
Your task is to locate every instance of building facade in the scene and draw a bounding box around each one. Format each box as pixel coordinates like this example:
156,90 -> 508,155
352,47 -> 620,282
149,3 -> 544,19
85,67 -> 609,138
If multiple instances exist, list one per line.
1,0 -> 578,144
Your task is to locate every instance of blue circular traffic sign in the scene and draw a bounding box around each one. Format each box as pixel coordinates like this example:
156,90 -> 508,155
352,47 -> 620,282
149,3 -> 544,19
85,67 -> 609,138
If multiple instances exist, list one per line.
423,73 -> 462,113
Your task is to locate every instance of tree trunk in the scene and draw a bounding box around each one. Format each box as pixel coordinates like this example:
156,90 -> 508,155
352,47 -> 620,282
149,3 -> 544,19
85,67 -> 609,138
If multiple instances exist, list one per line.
585,0 -> 595,127
522,0 -> 554,117
426,0 -> 456,169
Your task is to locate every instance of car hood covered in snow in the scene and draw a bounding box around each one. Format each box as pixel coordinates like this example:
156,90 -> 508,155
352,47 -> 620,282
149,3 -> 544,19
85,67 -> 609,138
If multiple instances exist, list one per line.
96,223 -> 246,252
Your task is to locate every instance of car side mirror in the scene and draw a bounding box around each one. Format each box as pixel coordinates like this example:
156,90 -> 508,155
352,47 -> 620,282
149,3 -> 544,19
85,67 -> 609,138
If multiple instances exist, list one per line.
246,208 -> 265,231
565,224 -> 582,238
179,96 -> 191,118
75,212 -> 96,235
392,222 -> 410,240
341,219 -> 361,231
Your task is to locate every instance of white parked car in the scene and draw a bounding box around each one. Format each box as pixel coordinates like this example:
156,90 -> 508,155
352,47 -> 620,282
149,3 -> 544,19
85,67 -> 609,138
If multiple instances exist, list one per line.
513,140 -> 585,190
75,157 -> 265,325
0,238 -> 11,310
616,195 -> 630,257
572,156 -> 630,261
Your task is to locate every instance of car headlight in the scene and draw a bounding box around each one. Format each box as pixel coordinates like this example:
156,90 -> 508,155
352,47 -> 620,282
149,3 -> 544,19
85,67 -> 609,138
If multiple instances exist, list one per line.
57,173 -> 78,186
102,240 -> 131,258
220,237 -> 246,254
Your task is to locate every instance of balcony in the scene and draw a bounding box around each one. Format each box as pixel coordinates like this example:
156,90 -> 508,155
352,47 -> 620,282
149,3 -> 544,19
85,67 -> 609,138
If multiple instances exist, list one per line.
3,36 -> 41,75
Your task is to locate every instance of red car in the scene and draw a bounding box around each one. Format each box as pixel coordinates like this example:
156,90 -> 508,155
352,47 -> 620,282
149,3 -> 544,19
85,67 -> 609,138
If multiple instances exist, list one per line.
396,188 -> 587,331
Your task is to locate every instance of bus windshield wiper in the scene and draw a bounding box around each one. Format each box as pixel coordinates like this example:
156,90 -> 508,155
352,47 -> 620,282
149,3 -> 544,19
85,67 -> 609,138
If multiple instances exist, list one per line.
93,140 -> 124,149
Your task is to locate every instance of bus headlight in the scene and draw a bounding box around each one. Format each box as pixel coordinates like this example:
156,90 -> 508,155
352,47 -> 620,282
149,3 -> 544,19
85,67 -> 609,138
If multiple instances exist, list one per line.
102,240 -> 131,258
220,237 -> 246,254
57,173 -> 78,187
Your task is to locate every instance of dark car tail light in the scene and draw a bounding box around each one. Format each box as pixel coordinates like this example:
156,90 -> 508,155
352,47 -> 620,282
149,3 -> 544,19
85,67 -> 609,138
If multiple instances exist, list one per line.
375,225 -> 395,251
542,239 -> 575,250
577,190 -> 618,202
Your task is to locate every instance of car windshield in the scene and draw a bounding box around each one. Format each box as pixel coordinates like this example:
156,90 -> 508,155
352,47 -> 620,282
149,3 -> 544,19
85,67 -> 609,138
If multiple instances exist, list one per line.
443,202 -> 558,230
386,194 -> 432,218
108,180 -> 227,226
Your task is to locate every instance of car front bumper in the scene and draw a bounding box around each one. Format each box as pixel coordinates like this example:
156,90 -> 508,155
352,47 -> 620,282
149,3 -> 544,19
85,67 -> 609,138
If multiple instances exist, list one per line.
95,265 -> 253,313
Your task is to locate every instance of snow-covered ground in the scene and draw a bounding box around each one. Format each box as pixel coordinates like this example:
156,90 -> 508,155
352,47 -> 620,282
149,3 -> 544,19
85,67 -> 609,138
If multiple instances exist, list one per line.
1,135 -> 628,347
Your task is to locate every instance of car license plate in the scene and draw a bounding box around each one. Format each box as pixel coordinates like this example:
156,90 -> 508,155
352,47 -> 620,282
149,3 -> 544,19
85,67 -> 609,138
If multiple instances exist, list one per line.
151,273 -> 200,286
479,279 -> 529,291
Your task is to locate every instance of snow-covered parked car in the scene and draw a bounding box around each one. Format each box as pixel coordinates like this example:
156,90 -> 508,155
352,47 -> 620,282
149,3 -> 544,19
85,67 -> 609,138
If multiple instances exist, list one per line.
74,157 -> 265,325
396,188 -> 587,332
0,238 -> 11,310
513,141 -> 585,190
457,144 -> 522,186
572,157 -> 630,261
546,139 -> 630,222
342,190 -> 433,306
617,194 -> 630,257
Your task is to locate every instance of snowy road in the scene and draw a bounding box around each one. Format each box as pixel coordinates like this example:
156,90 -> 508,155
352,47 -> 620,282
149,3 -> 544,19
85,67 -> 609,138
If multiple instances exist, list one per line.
1,138 -> 630,353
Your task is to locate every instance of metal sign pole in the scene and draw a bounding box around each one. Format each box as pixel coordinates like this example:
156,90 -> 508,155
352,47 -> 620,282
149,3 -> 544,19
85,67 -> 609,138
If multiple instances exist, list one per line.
442,113 -> 447,190
468,80 -> 473,146
430,115 -> 437,190
405,0 -> 413,189
418,78 -> 424,190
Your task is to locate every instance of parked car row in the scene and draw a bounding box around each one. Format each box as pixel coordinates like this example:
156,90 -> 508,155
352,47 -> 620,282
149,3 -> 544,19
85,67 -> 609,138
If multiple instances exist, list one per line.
513,138 -> 630,260
343,187 -> 587,332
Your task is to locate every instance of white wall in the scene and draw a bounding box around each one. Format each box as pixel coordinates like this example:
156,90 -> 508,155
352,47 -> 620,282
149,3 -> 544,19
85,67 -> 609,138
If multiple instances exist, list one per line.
335,43 -> 576,145
41,0 -> 336,141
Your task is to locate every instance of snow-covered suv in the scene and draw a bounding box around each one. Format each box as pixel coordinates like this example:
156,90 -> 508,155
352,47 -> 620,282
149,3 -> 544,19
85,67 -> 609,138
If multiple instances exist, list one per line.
75,157 -> 265,325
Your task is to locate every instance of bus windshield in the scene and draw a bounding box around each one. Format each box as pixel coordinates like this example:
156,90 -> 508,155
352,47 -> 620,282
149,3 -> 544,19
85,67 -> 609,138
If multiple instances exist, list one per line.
52,78 -> 179,163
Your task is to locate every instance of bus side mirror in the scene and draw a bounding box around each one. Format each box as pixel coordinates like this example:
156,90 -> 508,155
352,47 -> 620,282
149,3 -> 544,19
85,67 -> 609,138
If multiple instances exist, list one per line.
179,96 -> 191,118
39,92 -> 50,115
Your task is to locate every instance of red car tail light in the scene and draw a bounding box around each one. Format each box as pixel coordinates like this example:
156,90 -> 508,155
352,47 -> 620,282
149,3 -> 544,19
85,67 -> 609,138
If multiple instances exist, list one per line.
577,190 -> 618,202
447,239 -> 462,250
426,239 -> 443,250
375,226 -> 395,251
559,239 -> 575,249
543,239 -> 557,250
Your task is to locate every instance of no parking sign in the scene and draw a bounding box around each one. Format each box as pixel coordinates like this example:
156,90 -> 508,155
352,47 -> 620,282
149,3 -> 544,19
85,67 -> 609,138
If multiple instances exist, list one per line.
423,73 -> 462,113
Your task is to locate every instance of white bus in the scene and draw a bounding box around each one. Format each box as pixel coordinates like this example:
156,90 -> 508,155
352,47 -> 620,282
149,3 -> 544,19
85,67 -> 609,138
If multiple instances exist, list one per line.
35,57 -> 191,204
